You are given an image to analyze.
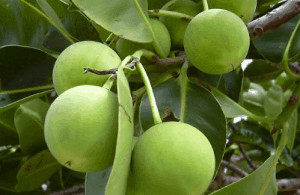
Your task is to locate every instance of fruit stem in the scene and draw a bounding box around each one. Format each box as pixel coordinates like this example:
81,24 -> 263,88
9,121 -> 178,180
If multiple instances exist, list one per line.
148,10 -> 193,20
132,0 -> 167,58
103,56 -> 133,90
180,61 -> 189,122
202,0 -> 209,11
133,50 -> 163,125
281,18 -> 300,80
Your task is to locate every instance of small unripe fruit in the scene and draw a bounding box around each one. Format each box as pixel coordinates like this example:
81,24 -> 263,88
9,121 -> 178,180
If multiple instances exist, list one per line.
44,85 -> 118,172
131,122 -> 215,195
116,19 -> 171,59
160,0 -> 201,48
184,9 -> 250,75
53,41 -> 121,95
207,0 -> 257,23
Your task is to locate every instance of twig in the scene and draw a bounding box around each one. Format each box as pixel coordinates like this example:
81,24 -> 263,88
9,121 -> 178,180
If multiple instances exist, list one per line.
248,0 -> 300,38
83,57 -> 139,75
152,55 -> 187,67
221,160 -> 249,177
50,184 -> 84,195
238,143 -> 259,170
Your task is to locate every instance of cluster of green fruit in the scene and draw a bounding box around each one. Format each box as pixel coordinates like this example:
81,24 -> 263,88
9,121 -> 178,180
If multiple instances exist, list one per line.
44,41 -> 215,194
44,0 -> 257,194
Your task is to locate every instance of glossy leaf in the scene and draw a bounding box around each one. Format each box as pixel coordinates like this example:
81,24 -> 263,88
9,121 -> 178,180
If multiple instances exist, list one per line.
244,60 -> 282,82
286,110 -> 297,152
85,168 -> 111,195
15,150 -> 61,192
35,0 -> 75,44
253,14 -> 300,62
231,121 -> 274,151
140,73 -> 227,173
0,0 -> 98,51
0,46 -> 55,91
0,46 -> 55,107
14,99 -> 49,154
72,0 -> 152,43
264,84 -> 283,118
189,68 -> 243,102
0,90 -> 53,113
210,155 -> 277,195
105,67 -> 134,194
0,108 -> 18,146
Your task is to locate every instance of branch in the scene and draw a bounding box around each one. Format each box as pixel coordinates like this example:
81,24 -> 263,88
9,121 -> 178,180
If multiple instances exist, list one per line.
248,0 -> 300,39
83,57 -> 139,75
238,143 -> 259,170
152,54 -> 187,67
50,184 -> 84,195
221,160 -> 248,177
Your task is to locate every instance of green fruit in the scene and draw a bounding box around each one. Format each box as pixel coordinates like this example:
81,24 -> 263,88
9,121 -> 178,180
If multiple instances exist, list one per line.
44,85 -> 118,172
53,41 -> 121,95
116,19 -> 171,59
184,9 -> 250,75
131,122 -> 215,195
207,0 -> 257,23
160,0 -> 201,48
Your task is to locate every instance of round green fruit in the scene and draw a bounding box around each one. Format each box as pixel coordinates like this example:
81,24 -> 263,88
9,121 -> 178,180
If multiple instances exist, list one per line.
207,0 -> 257,23
116,19 -> 171,59
53,41 -> 121,95
131,122 -> 215,195
160,0 -> 201,48
184,9 -> 250,75
44,85 -> 118,172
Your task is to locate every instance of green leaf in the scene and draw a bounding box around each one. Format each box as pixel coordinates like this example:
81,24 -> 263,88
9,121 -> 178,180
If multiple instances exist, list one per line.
0,108 -> 18,146
72,0 -> 152,43
14,99 -> 49,154
105,67 -> 134,194
0,0 -> 98,51
0,46 -> 55,107
85,168 -> 111,195
0,46 -> 55,91
231,121 -> 274,151
0,90 -> 53,113
15,150 -> 61,192
264,84 -> 284,118
190,68 -> 244,102
244,60 -> 282,82
140,75 -> 227,174
210,155 -> 277,195
252,14 -> 300,62
286,110 -> 297,152
23,0 -> 75,44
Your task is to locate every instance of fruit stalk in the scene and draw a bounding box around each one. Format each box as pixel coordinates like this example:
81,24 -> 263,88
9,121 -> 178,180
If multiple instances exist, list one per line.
202,0 -> 209,11
133,50 -> 162,124
136,61 -> 162,124
132,0 -> 167,58
148,10 -> 193,20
